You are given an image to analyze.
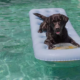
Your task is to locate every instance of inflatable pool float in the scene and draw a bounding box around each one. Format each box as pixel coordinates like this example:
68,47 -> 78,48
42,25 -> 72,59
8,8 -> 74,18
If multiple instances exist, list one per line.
29,8 -> 80,62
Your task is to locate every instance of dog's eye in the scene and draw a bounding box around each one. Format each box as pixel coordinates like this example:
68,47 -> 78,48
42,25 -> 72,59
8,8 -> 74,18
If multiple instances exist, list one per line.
53,20 -> 56,22
53,20 -> 56,23
53,22 -> 57,25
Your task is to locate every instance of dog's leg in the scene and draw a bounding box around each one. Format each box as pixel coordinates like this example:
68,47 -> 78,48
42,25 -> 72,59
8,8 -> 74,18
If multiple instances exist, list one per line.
44,39 -> 55,49
44,30 -> 56,49
34,13 -> 47,21
69,37 -> 80,47
48,43 -> 55,49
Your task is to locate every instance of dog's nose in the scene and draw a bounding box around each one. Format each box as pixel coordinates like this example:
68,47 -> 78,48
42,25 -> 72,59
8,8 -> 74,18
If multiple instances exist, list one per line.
56,28 -> 60,32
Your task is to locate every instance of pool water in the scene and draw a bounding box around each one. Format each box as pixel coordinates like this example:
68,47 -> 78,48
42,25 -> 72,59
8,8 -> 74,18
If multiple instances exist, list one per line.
0,0 -> 80,80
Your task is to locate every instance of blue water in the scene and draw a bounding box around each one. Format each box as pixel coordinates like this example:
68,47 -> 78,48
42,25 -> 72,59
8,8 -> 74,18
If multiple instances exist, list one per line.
0,0 -> 80,80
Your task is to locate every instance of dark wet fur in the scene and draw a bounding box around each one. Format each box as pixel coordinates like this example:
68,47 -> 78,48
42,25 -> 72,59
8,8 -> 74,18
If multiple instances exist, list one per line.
34,13 -> 80,49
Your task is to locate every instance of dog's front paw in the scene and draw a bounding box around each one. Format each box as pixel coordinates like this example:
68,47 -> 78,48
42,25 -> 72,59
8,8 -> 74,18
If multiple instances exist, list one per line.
77,44 -> 80,47
48,45 -> 54,49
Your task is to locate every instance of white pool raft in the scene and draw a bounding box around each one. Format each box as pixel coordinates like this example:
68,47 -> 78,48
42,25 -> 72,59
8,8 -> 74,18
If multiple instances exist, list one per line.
29,8 -> 80,62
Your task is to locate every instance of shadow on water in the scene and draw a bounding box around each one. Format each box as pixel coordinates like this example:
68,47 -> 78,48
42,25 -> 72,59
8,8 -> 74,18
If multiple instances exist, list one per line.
46,60 -> 80,68
44,61 -> 80,80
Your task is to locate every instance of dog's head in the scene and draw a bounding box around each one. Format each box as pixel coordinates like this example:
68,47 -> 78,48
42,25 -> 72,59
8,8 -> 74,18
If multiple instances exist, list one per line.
49,14 -> 69,35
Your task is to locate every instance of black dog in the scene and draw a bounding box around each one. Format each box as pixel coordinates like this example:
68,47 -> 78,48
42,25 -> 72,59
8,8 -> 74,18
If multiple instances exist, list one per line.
34,13 -> 80,49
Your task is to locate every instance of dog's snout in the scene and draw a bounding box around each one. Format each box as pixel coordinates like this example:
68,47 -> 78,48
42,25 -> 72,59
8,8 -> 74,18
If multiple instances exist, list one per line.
56,28 -> 60,32
55,23 -> 60,29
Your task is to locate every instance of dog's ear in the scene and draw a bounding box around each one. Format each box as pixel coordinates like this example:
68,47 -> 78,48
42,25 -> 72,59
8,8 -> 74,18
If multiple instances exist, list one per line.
49,15 -> 55,22
34,13 -> 47,21
61,14 -> 69,23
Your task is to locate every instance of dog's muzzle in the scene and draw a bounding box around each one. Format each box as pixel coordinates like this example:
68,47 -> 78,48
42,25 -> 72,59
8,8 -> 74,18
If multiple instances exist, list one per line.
55,28 -> 60,35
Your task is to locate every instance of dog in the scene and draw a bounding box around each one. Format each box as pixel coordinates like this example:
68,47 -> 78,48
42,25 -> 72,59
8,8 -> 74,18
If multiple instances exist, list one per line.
34,13 -> 80,49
